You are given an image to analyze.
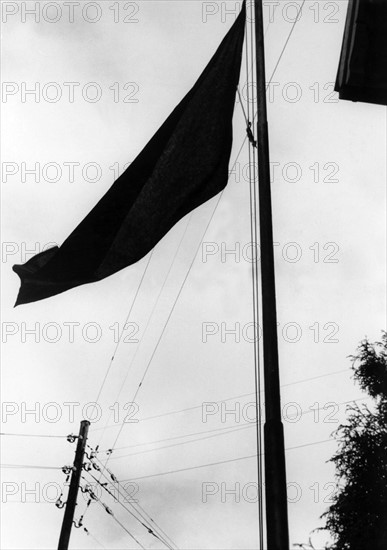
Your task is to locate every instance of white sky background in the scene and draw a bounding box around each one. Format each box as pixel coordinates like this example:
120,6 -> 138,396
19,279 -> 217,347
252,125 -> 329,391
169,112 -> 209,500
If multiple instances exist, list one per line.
1,1 -> 386,549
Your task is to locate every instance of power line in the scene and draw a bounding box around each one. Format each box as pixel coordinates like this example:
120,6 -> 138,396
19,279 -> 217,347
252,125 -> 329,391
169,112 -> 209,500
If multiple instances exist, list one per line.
99,395 -> 368,460
102,422 -> 257,452
83,251 -> 157,528
93,250 -> 154,408
133,501 -> 178,550
281,369 -> 350,388
83,472 -> 173,549
108,424 -> 254,461
85,458 -> 178,550
266,0 -> 307,89
83,440 -> 178,546
92,493 -> 146,550
106,404 -> 340,461
82,526 -> 107,549
121,438 -> 334,482
142,368 -> 351,419
97,191 -> 227,480
91,368 -> 351,433
89,214 -> 215,535
89,448 -> 178,548
0,432 -> 67,438
95,214 -> 193,451
0,464 -> 62,470
85,471 -> 177,550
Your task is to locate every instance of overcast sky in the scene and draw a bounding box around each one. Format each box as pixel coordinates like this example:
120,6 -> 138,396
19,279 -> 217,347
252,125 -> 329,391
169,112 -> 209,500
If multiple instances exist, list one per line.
1,1 -> 386,549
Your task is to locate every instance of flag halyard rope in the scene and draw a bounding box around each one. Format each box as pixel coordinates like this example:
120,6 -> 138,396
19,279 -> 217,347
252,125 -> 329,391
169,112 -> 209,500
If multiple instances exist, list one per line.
245,4 -> 265,547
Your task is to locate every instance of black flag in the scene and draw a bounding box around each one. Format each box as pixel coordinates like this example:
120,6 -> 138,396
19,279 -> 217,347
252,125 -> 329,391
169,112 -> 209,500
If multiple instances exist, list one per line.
13,4 -> 246,306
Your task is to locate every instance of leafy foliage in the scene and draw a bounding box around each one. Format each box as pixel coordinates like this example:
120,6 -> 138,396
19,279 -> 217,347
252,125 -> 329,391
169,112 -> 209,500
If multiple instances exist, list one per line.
321,333 -> 387,550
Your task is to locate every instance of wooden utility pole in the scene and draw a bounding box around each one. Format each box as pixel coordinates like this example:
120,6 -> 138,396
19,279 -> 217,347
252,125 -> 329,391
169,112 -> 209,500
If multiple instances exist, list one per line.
58,420 -> 90,550
254,0 -> 289,548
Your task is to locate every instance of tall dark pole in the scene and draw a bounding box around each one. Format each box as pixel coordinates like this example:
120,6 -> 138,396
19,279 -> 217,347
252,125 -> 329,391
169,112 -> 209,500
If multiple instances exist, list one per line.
58,420 -> 90,550
254,1 -> 289,548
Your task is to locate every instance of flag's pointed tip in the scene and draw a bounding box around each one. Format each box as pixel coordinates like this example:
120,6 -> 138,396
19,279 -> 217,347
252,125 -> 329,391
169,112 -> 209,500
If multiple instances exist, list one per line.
13,285 -> 29,307
13,285 -> 48,307
13,265 -> 26,306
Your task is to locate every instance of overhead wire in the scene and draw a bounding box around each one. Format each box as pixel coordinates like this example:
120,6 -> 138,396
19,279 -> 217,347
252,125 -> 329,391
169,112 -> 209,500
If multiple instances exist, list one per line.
85,217 -> 200,544
102,395 -> 369,462
90,491 -> 146,550
0,432 -> 67,438
83,468 -> 176,550
93,250 -> 155,409
82,526 -> 107,549
108,424 -> 255,461
80,250 -> 154,526
130,500 -> 177,550
83,473 -> 168,548
94,213 -> 193,451
96,189 -> 228,479
121,438 -> 335,483
0,464 -> 62,470
86,195 -> 223,544
81,448 -> 178,549
103,422 -> 257,452
90,367 -> 351,432
84,447 -> 178,548
266,0 -> 306,90
81,217 -> 192,533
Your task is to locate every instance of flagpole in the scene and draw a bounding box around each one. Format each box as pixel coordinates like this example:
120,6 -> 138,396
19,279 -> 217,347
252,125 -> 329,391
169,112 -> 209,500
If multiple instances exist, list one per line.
253,1 -> 289,548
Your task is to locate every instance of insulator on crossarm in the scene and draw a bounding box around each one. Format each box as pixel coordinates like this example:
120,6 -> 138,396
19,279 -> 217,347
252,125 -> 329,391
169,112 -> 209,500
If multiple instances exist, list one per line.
80,484 -> 91,494
55,498 -> 65,509
73,517 -> 83,528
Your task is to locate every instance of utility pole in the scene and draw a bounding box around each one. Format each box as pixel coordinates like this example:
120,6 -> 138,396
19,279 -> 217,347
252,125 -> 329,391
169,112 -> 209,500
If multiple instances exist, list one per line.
254,0 -> 289,548
58,420 -> 90,550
